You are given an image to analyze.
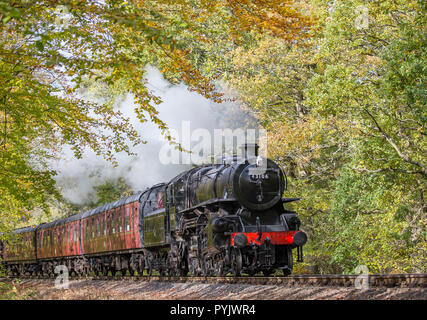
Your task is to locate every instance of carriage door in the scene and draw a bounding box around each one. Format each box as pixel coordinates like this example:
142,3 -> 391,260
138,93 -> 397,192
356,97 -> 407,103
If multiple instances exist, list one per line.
143,186 -> 166,247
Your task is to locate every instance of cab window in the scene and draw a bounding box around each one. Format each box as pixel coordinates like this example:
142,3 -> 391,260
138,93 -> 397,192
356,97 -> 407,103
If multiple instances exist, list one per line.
143,186 -> 164,216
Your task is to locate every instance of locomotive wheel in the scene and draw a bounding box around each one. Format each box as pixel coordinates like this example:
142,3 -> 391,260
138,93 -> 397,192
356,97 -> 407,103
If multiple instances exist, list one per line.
282,268 -> 292,276
200,257 -> 207,277
231,248 -> 242,276
262,270 -> 273,276
202,257 -> 214,277
246,269 -> 256,276
167,251 -> 178,277
177,260 -> 188,276
179,251 -> 189,276
167,267 -> 175,277
146,262 -> 153,276
214,260 -> 224,277
188,256 -> 196,276
281,248 -> 293,277
137,257 -> 145,275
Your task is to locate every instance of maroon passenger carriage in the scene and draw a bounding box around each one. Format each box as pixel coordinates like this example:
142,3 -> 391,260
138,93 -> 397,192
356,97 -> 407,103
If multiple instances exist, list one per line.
1,227 -> 37,275
1,184 -> 166,276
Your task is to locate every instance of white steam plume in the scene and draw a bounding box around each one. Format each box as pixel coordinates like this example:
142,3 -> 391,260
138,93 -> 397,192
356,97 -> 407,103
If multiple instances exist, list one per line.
52,67 -> 257,205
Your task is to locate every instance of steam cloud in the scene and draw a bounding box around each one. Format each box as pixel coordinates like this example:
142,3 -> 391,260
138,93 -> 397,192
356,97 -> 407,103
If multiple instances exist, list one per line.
52,67 -> 257,205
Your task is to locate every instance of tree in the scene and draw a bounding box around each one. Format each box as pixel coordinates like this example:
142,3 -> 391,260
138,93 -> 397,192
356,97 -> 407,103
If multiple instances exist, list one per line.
213,0 -> 426,273
92,177 -> 132,207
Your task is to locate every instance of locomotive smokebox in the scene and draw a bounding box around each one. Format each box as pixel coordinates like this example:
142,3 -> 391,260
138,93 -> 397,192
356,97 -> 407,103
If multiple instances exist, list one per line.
232,157 -> 285,211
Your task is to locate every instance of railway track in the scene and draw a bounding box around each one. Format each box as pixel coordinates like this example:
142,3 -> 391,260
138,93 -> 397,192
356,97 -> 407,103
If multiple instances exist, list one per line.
4,273 -> 426,288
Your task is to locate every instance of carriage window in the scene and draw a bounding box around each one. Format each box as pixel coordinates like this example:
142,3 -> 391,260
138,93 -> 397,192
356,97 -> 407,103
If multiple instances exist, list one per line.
86,221 -> 90,239
103,218 -> 106,235
131,209 -> 134,230
74,227 -> 78,242
111,214 -> 115,234
97,218 -> 100,237
106,216 -> 110,234
91,218 -> 95,238
118,214 -> 122,233
125,215 -> 129,232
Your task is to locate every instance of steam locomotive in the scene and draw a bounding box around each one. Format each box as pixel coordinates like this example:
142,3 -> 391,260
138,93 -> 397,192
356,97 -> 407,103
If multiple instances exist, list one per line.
1,144 -> 307,277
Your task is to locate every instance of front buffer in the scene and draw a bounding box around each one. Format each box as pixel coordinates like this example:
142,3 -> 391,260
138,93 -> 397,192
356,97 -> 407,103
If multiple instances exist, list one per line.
229,230 -> 308,276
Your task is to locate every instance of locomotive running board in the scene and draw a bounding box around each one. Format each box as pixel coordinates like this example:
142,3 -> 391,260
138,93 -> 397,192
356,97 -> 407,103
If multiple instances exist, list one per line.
178,198 -> 237,214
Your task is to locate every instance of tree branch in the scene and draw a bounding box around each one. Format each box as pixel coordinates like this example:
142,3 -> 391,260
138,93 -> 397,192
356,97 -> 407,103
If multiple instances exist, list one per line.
364,108 -> 427,177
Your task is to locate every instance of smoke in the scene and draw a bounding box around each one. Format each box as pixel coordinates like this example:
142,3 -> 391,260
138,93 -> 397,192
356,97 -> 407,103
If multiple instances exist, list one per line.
52,67 -> 258,205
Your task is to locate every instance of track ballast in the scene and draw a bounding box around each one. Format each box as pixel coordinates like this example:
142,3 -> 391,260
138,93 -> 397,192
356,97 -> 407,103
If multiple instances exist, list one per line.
5,273 -> 426,288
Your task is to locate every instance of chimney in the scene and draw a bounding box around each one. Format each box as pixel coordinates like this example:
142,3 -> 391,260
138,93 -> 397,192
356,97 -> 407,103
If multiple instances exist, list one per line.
240,143 -> 259,159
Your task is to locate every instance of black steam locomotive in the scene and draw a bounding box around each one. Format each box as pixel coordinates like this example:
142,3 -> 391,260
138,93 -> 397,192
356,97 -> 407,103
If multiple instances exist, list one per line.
166,143 -> 307,276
